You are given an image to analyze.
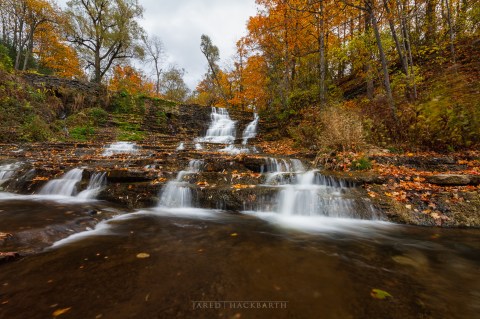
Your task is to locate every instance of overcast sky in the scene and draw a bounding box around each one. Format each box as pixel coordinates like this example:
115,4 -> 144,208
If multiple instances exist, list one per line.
56,0 -> 257,90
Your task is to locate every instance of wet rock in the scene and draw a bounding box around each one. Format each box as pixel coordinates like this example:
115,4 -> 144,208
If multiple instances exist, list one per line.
0,252 -> 20,264
87,210 -> 98,216
323,171 -> 386,184
99,182 -> 161,209
106,169 -> 156,183
426,174 -> 471,186
371,155 -> 468,171
241,157 -> 267,173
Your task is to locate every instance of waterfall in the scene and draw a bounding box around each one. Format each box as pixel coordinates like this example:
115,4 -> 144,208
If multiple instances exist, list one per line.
176,143 -> 185,151
218,112 -> 259,154
103,142 -> 139,156
158,160 -> 203,208
39,168 -> 84,196
77,172 -> 107,199
0,163 -> 20,185
196,107 -> 236,144
263,158 -> 305,185
242,113 -> 259,145
268,170 -> 377,219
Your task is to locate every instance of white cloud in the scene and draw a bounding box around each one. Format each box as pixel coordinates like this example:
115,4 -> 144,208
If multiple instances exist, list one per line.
56,0 -> 257,89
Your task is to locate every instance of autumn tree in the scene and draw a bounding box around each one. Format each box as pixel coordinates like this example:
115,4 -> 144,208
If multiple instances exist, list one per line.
0,0 -> 62,71
109,64 -> 154,95
159,65 -> 190,102
65,0 -> 145,83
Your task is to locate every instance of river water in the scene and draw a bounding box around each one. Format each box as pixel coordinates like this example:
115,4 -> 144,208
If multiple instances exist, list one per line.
0,200 -> 478,319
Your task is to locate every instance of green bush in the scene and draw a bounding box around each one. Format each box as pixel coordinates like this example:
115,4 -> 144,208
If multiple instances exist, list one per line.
66,112 -> 89,127
111,92 -> 145,115
350,157 -> 373,171
21,115 -> 52,142
0,44 -> 13,72
88,107 -> 109,126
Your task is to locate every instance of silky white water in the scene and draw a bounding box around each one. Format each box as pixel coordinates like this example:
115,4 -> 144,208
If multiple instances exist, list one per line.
39,168 -> 84,196
196,107 -> 236,144
257,160 -> 379,220
242,113 -> 259,145
263,158 -> 305,185
102,142 -> 139,156
158,160 -> 203,208
0,163 -> 20,185
77,172 -> 107,199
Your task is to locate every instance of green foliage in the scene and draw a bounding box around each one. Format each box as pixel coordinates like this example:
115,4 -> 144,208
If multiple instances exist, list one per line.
288,89 -> 317,111
350,157 -> 372,171
66,112 -> 89,127
400,73 -> 480,150
87,107 -> 109,126
69,126 -> 94,140
0,44 -> 13,72
27,88 -> 47,103
117,130 -> 144,141
111,92 -> 146,114
21,115 -> 52,142
115,120 -> 145,141
155,110 -> 167,126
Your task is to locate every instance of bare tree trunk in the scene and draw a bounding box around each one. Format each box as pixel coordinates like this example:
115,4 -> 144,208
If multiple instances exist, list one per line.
444,0 -> 456,63
317,0 -> 326,105
370,5 -> 397,119
14,19 -> 23,70
382,0 -> 408,75
397,0 -> 418,99
425,0 -> 437,44
22,28 -> 34,71
364,10 -> 374,100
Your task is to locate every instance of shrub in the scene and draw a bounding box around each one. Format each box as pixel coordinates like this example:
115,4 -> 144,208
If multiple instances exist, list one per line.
350,157 -> 373,170
316,105 -> 366,152
0,44 -> 13,72
21,115 -> 52,142
88,107 -> 109,126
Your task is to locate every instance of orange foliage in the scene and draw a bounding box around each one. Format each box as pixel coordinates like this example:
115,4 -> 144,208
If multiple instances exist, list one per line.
109,65 -> 155,96
36,29 -> 84,78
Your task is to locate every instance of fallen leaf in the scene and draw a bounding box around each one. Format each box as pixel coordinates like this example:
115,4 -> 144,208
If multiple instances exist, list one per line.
370,288 -> 392,300
136,253 -> 150,259
53,307 -> 71,317
230,233 -> 238,237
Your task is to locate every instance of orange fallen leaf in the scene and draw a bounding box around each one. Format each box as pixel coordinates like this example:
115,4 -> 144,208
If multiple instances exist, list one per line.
53,307 -> 71,317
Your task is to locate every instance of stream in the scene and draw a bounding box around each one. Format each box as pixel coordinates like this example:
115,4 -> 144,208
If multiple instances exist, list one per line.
0,203 -> 479,318
0,107 -> 479,318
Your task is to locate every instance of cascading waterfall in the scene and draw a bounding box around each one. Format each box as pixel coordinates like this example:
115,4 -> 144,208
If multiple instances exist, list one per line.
39,168 -> 84,196
0,163 -> 20,185
263,158 -> 305,185
176,143 -> 185,151
158,160 -> 203,208
220,113 -> 260,154
262,168 -> 378,219
242,113 -> 259,145
102,142 -> 139,156
196,107 -> 236,144
77,172 -> 107,199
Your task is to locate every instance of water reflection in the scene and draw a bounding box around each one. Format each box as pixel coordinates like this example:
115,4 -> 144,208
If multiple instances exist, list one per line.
0,204 -> 478,319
